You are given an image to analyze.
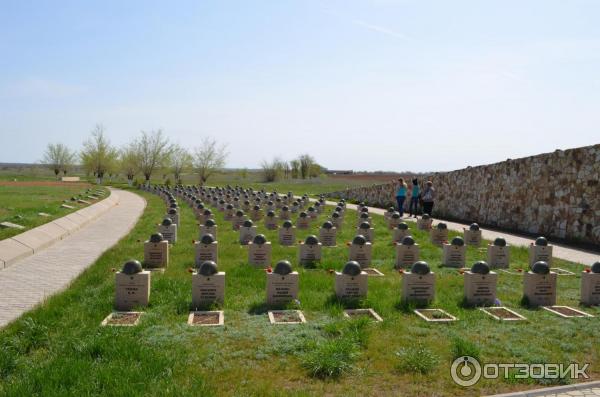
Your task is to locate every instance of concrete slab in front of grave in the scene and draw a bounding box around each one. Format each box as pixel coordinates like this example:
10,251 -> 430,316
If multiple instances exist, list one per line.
479,307 -> 527,321
10,228 -> 57,252
61,204 -> 75,209
552,268 -> 575,276
541,306 -> 594,318
344,308 -> 383,322
0,238 -> 34,267
363,268 -> 384,276
0,221 -> 25,230
414,308 -> 457,322
38,212 -> 51,217
268,310 -> 306,324
187,311 -> 224,326
101,312 -> 144,326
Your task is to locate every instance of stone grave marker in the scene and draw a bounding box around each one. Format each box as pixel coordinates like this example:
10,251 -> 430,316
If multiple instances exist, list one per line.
395,236 -> 420,268
356,212 -> 372,228
384,206 -> 395,221
232,210 -> 247,231
0,221 -> 25,229
250,205 -> 264,221
195,234 -> 218,265
335,261 -> 368,299
248,234 -> 272,268
199,219 -> 218,240
464,261 -> 497,306
331,211 -> 343,229
296,212 -> 310,229
264,211 -> 278,230
487,238 -> 510,269
279,221 -> 296,246
430,223 -> 448,246
115,260 -> 151,311
523,261 -> 557,307
266,260 -> 298,305
298,235 -> 322,266
279,206 -> 291,220
417,214 -> 432,230
356,222 -> 374,243
463,223 -> 482,246
143,233 -> 169,269
401,261 -> 435,304
223,204 -> 235,221
442,237 -> 466,268
166,208 -> 179,225
239,220 -> 257,245
387,212 -> 401,230
192,260 -> 225,307
393,222 -> 410,243
528,237 -> 553,267
158,218 -> 177,244
319,221 -> 337,247
581,262 -> 600,306
348,235 -> 372,268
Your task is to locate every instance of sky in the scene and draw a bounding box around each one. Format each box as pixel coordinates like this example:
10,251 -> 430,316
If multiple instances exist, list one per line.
0,0 -> 599,172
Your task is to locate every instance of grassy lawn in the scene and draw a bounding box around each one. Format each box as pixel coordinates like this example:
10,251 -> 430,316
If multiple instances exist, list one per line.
0,186 -> 598,396
0,183 -> 107,240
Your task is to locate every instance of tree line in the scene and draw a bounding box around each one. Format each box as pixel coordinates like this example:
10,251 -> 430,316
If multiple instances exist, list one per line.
261,154 -> 324,182
41,124 -> 227,185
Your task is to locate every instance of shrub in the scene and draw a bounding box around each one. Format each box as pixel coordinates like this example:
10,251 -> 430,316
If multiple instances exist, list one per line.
396,343 -> 439,374
301,338 -> 358,379
450,336 -> 481,361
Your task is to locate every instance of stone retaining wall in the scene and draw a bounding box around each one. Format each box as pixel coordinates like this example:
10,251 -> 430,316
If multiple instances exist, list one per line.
325,144 -> 600,246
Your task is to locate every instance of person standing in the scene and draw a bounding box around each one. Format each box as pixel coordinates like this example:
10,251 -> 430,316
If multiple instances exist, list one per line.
395,178 -> 407,217
422,180 -> 435,216
408,178 -> 420,217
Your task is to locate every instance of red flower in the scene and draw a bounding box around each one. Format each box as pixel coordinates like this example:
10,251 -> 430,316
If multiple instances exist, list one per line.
517,269 -> 523,272
328,269 -> 334,274
398,269 -> 404,274
585,268 -> 591,273
187,267 -> 194,273
266,267 -> 273,273
346,242 -> 351,247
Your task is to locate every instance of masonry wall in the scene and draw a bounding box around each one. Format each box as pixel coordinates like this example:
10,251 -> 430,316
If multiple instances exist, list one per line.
325,144 -> 600,246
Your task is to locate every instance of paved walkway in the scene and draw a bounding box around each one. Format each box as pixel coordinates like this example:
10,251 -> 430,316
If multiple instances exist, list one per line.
323,200 -> 599,266
486,380 -> 600,396
0,188 -> 145,328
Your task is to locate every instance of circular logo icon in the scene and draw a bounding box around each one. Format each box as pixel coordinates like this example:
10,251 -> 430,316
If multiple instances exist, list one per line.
451,356 -> 482,387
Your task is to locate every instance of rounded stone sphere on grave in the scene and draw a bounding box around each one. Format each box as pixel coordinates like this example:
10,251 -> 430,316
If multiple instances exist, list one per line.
315,202 -> 321,207
253,205 -> 260,211
436,223 -> 447,230
267,201 -> 274,206
198,260 -> 218,276
342,261 -> 362,276
226,204 -> 234,210
469,223 -> 480,231
204,209 -> 212,216
361,207 -> 369,213
236,210 -> 245,217
360,212 -> 370,219
402,236 -> 415,246
532,261 -> 550,274
168,208 -> 177,215
397,222 -> 409,230
332,212 -> 340,219
305,235 -> 319,245
352,235 -> 367,246
162,218 -> 172,226
253,234 -> 267,245
243,220 -> 253,228
308,206 -> 315,212
170,202 -> 178,209
267,210 -> 275,217
200,234 -> 215,245
451,237 -> 465,246
322,221 -> 334,229
282,220 -> 293,228
535,237 -> 548,246
150,233 -> 163,243
335,206 -> 343,213
591,262 -> 600,273
422,214 -> 431,220
282,206 -> 289,211
298,212 -> 307,218
122,260 -> 143,275
292,201 -> 299,207
411,261 -> 430,275
359,202 -> 366,207
471,261 -> 490,275
205,219 -> 216,227
392,212 -> 401,219
388,207 -> 395,213
359,222 -> 371,230
244,200 -> 250,206
493,237 -> 507,247
197,203 -> 204,210
274,260 -> 293,275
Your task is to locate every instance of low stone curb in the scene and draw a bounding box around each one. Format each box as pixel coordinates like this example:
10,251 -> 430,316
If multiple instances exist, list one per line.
484,380 -> 600,396
0,190 -> 119,268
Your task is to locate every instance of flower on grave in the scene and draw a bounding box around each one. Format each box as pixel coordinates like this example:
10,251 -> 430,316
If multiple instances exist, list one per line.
266,266 -> 273,273
187,267 -> 194,273
458,270 -> 464,275
346,242 -> 351,247
517,268 -> 523,272
585,268 -> 591,273
494,298 -> 502,306
398,269 -> 405,274
111,268 -> 116,272
293,299 -> 301,306
328,269 -> 334,274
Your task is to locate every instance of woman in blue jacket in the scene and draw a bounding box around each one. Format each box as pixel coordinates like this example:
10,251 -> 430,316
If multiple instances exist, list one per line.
395,178 -> 407,217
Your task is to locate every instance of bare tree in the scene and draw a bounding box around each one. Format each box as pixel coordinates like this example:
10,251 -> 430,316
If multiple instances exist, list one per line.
298,154 -> 314,179
290,159 -> 300,179
136,130 -> 172,185
192,137 -> 227,185
80,125 -> 119,184
41,143 -> 74,179
170,144 -> 193,185
261,157 -> 285,182
120,140 -> 140,186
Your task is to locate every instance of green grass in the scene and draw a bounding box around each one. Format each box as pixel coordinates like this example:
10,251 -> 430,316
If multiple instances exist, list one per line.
0,185 -> 598,396
0,183 -> 107,239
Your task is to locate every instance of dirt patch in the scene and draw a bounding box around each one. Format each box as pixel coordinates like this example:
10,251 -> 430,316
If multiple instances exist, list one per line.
0,181 -> 91,187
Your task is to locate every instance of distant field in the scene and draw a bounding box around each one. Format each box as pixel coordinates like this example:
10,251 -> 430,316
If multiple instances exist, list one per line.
0,181 -> 104,239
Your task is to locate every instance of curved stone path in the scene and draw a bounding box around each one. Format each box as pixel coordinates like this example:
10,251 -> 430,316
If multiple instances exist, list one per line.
0,188 -> 146,328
